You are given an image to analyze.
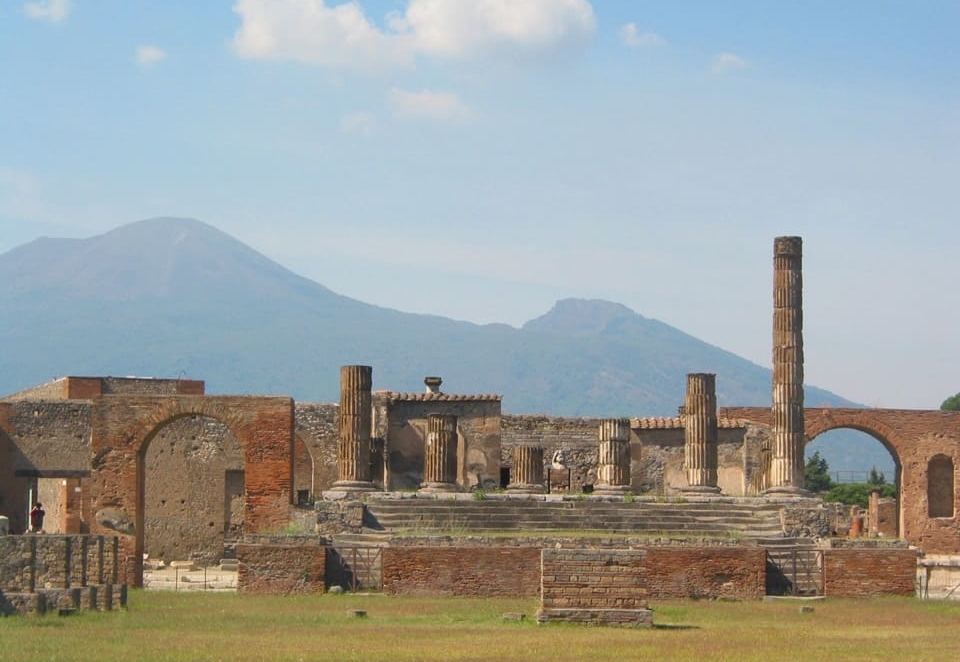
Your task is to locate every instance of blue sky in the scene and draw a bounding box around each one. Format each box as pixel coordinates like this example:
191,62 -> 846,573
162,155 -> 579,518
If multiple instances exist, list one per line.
1,0 -> 958,410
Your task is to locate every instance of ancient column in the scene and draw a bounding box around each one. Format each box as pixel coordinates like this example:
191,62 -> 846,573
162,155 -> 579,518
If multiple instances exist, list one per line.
682,373 -> 721,494
595,418 -> 632,494
333,365 -> 377,492
765,236 -> 808,495
508,446 -> 546,493
419,413 -> 460,493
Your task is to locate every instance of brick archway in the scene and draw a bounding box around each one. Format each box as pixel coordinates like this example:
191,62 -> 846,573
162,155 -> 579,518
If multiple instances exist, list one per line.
87,395 -> 294,585
721,406 -> 960,553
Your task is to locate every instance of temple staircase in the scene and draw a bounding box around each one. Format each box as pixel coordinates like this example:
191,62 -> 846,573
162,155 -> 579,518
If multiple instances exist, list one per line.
361,497 -> 786,541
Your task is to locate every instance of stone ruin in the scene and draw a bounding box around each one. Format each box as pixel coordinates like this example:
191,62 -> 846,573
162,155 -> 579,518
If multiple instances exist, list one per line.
1,236 -> 959,622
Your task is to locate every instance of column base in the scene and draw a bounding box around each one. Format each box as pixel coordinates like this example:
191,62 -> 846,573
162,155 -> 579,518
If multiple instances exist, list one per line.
762,485 -> 811,497
331,480 -> 378,492
680,485 -> 722,495
506,483 -> 546,494
418,482 -> 461,494
593,485 -> 633,496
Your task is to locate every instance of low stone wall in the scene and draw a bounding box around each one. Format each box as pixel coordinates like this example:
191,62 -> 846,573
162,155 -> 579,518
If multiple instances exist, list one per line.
0,534 -> 125,615
382,547 -> 541,597
823,547 -> 919,597
236,535 -> 326,595
918,555 -> 960,599
538,549 -> 652,626
645,547 -> 766,600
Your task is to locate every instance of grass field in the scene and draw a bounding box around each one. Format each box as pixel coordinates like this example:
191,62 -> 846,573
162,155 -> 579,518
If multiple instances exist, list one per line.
1,591 -> 959,662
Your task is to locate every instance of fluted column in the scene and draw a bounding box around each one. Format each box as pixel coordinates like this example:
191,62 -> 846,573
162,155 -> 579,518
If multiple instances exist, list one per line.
766,236 -> 808,495
595,418 -> 632,494
682,373 -> 721,494
508,446 -> 546,494
419,413 -> 460,493
333,365 -> 377,491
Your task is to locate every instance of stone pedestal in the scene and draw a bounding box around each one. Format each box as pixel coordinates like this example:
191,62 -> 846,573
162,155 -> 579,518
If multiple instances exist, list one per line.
333,365 -> 377,492
419,413 -> 460,493
508,446 -> 546,494
682,373 -> 721,494
595,418 -> 632,495
766,236 -> 809,495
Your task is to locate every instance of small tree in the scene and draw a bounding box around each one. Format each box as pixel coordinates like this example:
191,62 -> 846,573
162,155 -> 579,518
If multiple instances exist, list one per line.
940,392 -> 960,411
804,450 -> 833,493
867,466 -> 886,486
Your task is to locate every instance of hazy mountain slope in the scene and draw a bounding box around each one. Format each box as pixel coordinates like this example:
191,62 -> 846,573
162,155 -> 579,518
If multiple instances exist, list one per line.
0,217 -> 852,419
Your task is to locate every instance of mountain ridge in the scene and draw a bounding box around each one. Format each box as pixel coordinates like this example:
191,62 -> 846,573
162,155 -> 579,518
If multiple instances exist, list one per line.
0,216 -> 851,414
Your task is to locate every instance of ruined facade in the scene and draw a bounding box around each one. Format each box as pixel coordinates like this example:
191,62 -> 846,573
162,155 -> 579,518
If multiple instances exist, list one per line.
3,234 -> 960,601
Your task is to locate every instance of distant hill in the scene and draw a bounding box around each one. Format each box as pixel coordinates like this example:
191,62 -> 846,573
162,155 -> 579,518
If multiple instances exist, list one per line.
0,217 -> 889,474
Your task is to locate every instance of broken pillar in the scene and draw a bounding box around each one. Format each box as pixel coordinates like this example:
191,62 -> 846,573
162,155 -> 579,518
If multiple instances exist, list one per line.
508,445 -> 546,494
419,413 -> 460,493
682,373 -> 721,494
333,365 -> 377,492
594,418 -> 632,495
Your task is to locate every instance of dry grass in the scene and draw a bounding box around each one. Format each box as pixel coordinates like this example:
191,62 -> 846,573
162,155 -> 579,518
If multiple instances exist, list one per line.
1,592 -> 958,661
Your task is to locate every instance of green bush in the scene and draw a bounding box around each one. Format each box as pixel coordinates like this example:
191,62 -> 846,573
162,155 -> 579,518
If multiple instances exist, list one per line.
823,482 -> 896,509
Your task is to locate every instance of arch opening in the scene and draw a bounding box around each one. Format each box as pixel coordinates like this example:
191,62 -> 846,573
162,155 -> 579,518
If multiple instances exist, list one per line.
805,427 -> 901,538
140,413 -> 244,568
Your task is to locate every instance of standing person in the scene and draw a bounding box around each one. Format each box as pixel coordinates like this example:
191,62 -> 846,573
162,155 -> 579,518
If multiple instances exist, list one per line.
30,502 -> 45,533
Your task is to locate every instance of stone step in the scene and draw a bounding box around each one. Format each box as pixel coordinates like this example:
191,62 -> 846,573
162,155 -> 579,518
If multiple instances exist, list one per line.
358,499 -> 785,539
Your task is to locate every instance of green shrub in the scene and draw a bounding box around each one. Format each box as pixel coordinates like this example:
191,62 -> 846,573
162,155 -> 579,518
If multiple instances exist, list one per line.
823,482 -> 896,509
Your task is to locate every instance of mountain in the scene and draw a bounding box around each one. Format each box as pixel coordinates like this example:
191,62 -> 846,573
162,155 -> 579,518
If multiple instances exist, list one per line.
2,217 -> 887,474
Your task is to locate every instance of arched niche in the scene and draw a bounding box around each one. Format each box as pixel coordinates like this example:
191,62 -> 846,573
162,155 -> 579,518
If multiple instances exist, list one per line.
927,454 -> 955,519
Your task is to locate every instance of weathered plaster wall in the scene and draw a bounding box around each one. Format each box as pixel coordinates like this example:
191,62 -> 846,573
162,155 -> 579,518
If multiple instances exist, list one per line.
294,403 -> 338,496
501,415 -> 756,496
375,394 -> 501,491
143,415 -> 244,565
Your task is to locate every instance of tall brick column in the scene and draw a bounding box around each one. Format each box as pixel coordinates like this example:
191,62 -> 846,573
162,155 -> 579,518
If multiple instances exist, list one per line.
333,365 -> 377,492
595,418 -> 632,495
419,413 -> 460,493
765,236 -> 808,495
508,446 -> 546,494
682,373 -> 721,494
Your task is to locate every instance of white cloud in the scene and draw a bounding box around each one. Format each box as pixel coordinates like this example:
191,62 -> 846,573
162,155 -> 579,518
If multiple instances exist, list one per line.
23,0 -> 71,22
387,88 -> 474,123
711,52 -> 748,74
232,0 -> 414,71
340,111 -> 377,136
619,23 -> 665,49
393,0 -> 597,60
136,46 -> 167,67
232,0 -> 597,71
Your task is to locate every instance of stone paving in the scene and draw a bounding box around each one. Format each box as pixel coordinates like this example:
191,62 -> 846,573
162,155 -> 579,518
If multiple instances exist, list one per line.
143,564 -> 237,591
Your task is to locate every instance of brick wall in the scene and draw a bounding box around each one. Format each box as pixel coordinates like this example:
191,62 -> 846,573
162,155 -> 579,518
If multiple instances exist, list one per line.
823,548 -> 918,597
382,546 -> 541,597
538,548 -> 653,626
722,406 -> 960,554
642,547 -> 765,599
541,548 -> 649,609
236,535 -> 326,595
88,394 -> 295,584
